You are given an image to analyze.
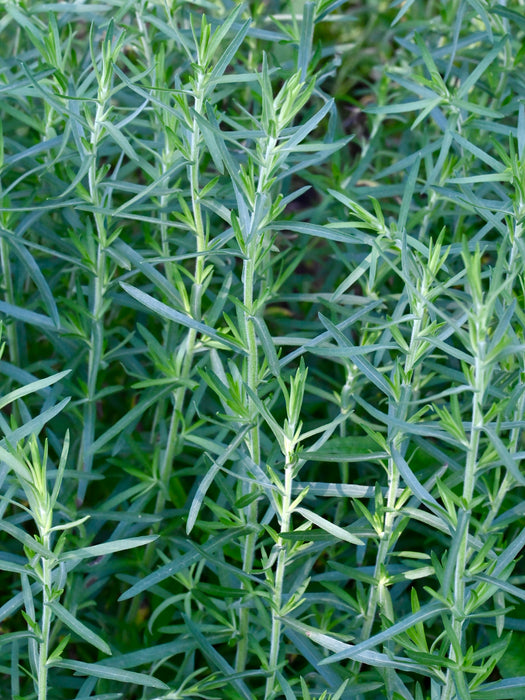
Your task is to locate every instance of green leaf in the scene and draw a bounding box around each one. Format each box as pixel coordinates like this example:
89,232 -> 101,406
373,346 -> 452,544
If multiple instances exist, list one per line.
391,447 -> 440,510
186,426 -> 249,534
301,435 -> 387,462
209,18 -> 251,85
121,283 -> 246,354
294,507 -> 364,545
397,156 -> 420,231
483,427 -> 525,486
391,0 -> 417,26
183,615 -> 252,700
472,677 -> 525,699
51,660 -> 169,689
292,481 -> 399,498
88,384 -> 174,455
0,235 -> 61,327
250,314 -> 280,377
280,300 -> 381,366
442,508 -> 469,598
0,301 -> 60,330
283,617 -> 433,675
490,5 -> 525,30
456,36 -> 507,99
274,221 -> 353,244
282,99 -> 333,154
1,397 -> 71,447
118,529 -> 252,600
298,2 -> 315,81
319,601 -> 446,664
47,633 -> 71,664
366,98 -> 440,115
60,536 -> 158,562
318,313 -> 396,400
48,600 -> 111,655
473,574 -> 525,604
0,446 -> 33,483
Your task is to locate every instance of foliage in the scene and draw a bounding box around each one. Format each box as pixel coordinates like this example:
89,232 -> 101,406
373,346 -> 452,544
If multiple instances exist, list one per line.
1,0 -> 525,698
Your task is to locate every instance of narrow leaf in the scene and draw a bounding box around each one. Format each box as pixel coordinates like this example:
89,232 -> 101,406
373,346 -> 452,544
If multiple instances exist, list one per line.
121,283 -> 245,353
0,301 -> 59,330
298,2 -> 315,80
456,36 -> 507,99
209,19 -> 251,84
48,600 -> 111,655
484,426 -> 525,486
391,447 -> 440,510
295,507 -> 365,545
51,660 -> 168,689
60,536 -> 158,562
250,314 -> 280,377
118,529 -> 251,600
472,677 -> 525,699
0,370 -> 70,412
88,385 -> 173,455
320,601 -> 445,664
183,615 -> 252,700
187,427 -> 249,534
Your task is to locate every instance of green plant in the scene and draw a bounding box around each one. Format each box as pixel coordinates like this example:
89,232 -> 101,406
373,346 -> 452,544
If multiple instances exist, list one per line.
1,0 -> 525,698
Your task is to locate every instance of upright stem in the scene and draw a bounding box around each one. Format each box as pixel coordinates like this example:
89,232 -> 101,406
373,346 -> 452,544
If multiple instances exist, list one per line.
443,331 -> 485,699
77,81 -> 109,504
37,533 -> 52,700
139,71 -> 208,587
360,306 -> 425,644
235,249 -> 260,673
0,237 -> 20,369
360,459 -> 400,643
235,136 -> 277,673
153,78 -> 206,516
265,459 -> 294,698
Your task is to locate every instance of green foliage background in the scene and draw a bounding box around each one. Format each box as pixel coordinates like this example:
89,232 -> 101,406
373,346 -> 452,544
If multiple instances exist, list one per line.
1,0 -> 525,698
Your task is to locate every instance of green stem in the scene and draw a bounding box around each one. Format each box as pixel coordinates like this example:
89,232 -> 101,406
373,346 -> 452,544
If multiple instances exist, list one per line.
0,236 -> 20,369
77,87 -> 109,504
37,535 -> 52,700
443,331 -> 486,698
141,76 -> 208,583
360,460 -> 400,643
235,249 -> 260,673
360,308 -> 424,644
265,460 -> 294,698
235,133 -> 277,672
155,79 -> 206,509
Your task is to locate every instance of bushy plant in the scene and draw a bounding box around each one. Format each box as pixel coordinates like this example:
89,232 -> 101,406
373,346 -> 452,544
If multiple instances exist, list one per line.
1,1 -> 525,698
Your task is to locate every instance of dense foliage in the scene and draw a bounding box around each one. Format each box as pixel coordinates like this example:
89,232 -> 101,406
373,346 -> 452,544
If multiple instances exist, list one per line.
1,0 -> 525,698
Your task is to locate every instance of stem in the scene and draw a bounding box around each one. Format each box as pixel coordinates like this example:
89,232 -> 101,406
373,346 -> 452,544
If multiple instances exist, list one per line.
154,77 -> 206,512
235,135 -> 277,673
443,322 -> 486,698
139,73 -> 208,583
77,85 -> 109,505
235,249 -> 260,673
0,236 -> 20,368
463,361 -> 483,504
360,304 -> 425,644
265,460 -> 293,698
37,534 -> 52,700
360,460 -> 400,643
